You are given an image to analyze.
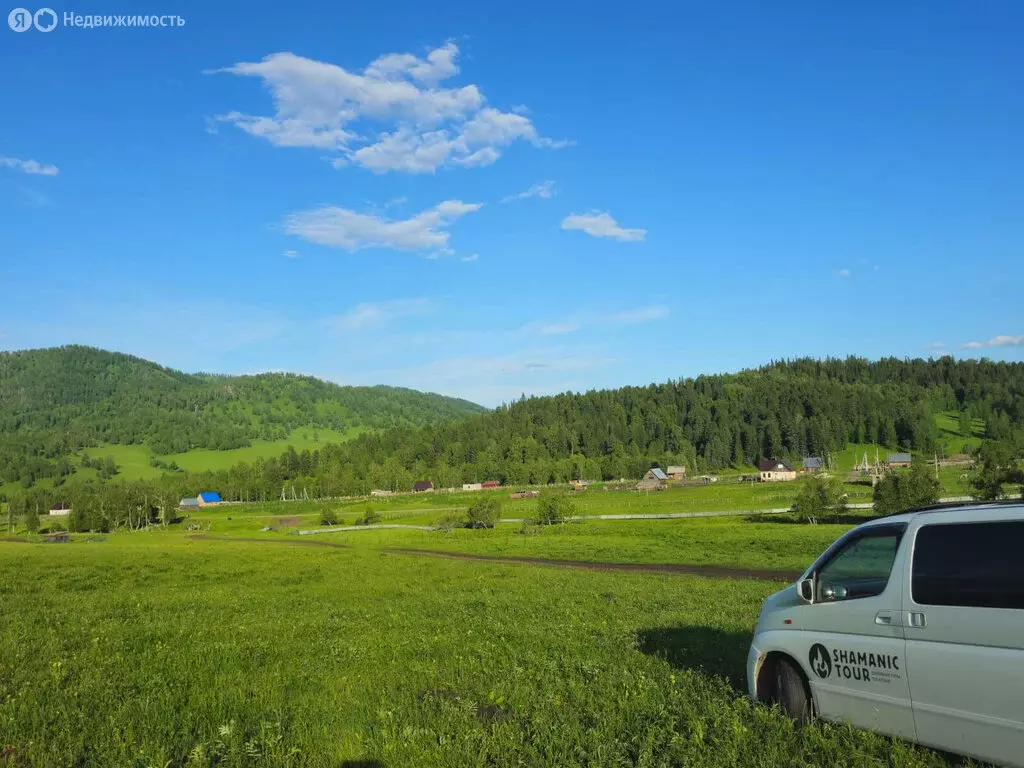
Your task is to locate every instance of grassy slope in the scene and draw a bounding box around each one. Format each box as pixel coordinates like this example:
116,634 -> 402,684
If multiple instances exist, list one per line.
0,528 -> 952,767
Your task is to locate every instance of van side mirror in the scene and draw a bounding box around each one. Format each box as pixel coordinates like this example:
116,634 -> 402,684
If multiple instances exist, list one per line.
798,578 -> 815,603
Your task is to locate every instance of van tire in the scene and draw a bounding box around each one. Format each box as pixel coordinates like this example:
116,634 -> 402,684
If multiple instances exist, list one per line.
774,657 -> 812,724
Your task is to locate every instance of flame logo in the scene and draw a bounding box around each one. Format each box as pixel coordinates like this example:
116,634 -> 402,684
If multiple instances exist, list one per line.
809,643 -> 832,678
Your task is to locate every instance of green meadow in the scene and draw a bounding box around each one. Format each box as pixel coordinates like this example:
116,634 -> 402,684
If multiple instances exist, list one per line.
0,516 -> 963,768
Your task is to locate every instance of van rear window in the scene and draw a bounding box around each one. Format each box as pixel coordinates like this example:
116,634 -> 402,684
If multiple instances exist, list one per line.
912,520 -> 1024,610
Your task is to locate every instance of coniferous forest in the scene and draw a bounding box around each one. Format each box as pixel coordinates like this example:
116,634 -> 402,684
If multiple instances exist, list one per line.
3,350 -> 1023,531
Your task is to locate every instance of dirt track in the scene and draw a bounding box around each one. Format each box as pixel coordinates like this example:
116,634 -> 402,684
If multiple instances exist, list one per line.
385,548 -> 797,581
185,535 -> 796,581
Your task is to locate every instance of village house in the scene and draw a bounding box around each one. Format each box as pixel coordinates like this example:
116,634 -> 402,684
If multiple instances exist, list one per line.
49,503 -> 71,517
759,459 -> 797,482
666,465 -> 687,482
481,480 -> 501,489
462,482 -> 483,491
887,452 -> 912,468
413,480 -> 434,493
179,497 -> 200,511
509,489 -> 539,499
196,491 -> 222,507
636,467 -> 668,492
801,457 -> 823,474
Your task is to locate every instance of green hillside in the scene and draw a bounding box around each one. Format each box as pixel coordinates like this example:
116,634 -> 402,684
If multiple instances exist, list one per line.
0,345 -> 484,488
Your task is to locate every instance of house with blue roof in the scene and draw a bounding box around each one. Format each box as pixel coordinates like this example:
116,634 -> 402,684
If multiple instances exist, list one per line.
197,491 -> 222,507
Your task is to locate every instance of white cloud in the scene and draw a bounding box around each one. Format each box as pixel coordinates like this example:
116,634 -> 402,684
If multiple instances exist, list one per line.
325,298 -> 432,332
502,180 -> 556,203
963,334 -> 1024,349
614,306 -> 669,324
460,253 -> 479,262
923,342 -> 947,351
561,211 -> 646,242
0,156 -> 59,176
838,268 -> 851,277
539,322 -> 580,335
282,249 -> 299,259
210,43 -> 569,173
284,199 -> 482,252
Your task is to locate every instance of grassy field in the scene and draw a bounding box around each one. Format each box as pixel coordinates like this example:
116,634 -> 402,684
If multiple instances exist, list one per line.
0,521 -> 961,768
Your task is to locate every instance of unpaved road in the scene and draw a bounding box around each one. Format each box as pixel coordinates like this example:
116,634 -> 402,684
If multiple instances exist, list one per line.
185,534 -> 796,581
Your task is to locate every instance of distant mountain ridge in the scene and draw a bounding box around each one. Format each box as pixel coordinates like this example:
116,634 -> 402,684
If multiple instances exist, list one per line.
0,346 -> 485,482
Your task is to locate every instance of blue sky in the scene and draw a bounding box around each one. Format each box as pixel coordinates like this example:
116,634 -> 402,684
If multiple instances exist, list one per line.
2,0 -> 1022,405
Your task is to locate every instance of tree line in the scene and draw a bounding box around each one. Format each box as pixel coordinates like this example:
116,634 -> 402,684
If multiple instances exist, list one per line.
4,356 -> 1022,533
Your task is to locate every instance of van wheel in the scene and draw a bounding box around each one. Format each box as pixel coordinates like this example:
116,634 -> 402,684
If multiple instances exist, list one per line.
774,657 -> 812,724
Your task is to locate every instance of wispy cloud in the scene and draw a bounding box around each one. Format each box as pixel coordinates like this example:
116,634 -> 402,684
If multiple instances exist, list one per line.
561,211 -> 646,242
324,298 -> 433,332
838,268 -> 851,277
282,249 -> 299,259
963,334 -> 1024,350
210,42 -> 570,173
614,306 -> 669,324
0,156 -> 59,176
923,341 -> 947,351
284,199 -> 482,252
460,253 -> 479,262
502,180 -> 556,203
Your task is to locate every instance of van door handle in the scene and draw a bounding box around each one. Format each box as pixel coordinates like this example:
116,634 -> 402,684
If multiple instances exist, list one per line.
906,611 -> 927,628
875,610 -> 895,626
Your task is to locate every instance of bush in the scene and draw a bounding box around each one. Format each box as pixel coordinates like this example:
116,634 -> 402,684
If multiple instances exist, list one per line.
320,509 -> 339,526
791,476 -> 847,524
874,458 -> 941,515
536,494 -> 574,525
466,497 -> 500,529
356,507 -> 382,526
518,520 -> 541,536
434,513 -> 463,532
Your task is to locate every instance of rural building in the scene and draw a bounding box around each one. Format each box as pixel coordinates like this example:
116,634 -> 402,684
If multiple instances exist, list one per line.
801,457 -> 823,474
759,459 -> 796,482
413,480 -> 434,493
179,497 -> 199,510
462,482 -> 483,492
636,468 -> 668,492
570,479 -> 588,491
481,480 -> 501,489
887,452 -> 912,468
370,489 -> 394,497
197,492 -> 222,507
49,503 -> 71,517
666,465 -> 687,482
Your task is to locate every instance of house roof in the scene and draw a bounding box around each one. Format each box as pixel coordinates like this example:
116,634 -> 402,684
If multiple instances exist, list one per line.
413,480 -> 433,491
50,503 -> 70,511
802,457 -> 823,469
481,480 -> 500,487
759,459 -> 794,472
888,452 -> 912,463
648,468 -> 668,480
198,491 -> 221,503
180,497 -> 199,505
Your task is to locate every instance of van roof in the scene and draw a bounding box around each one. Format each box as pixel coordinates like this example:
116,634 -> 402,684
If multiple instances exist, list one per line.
861,500 -> 1024,527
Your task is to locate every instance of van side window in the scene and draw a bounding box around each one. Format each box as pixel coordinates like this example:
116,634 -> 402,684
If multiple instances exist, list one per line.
912,521 -> 1024,610
816,531 -> 902,602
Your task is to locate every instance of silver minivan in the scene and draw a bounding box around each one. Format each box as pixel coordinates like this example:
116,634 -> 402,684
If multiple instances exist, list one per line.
748,503 -> 1024,766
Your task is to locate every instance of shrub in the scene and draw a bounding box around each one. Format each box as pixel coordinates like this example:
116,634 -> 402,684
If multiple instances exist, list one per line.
874,457 -> 941,515
356,507 -> 382,526
320,509 -> 339,526
434,513 -> 463,532
466,497 -> 500,529
791,476 -> 847,524
518,520 -> 541,536
536,494 -> 574,525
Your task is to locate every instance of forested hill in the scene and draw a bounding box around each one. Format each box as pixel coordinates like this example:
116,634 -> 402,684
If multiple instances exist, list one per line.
141,355 -> 1023,500
0,345 -> 484,460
